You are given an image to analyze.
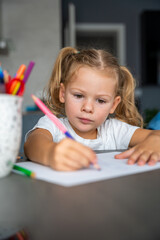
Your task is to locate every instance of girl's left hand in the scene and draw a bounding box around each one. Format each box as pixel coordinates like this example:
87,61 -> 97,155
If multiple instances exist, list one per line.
115,133 -> 160,166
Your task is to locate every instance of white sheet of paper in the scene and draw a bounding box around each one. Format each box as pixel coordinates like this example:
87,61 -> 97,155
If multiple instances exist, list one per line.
14,152 -> 160,187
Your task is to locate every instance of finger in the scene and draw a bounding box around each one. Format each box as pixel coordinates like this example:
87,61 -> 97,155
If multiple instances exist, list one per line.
64,151 -> 90,169
55,138 -> 97,169
62,159 -> 82,171
60,138 -> 96,163
148,153 -> 160,166
80,149 -> 101,170
134,151 -> 149,166
51,155 -> 81,171
67,146 -> 100,170
70,141 -> 97,164
54,147 -> 90,170
56,163 -> 78,172
127,149 -> 144,165
115,148 -> 135,159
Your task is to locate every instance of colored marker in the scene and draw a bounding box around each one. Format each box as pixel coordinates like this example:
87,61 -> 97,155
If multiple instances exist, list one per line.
16,61 -> 35,96
17,155 -> 23,160
0,64 -> 4,80
16,64 -> 26,79
13,165 -> 36,178
31,94 -> 73,139
31,94 -> 101,170
12,64 -> 26,95
0,65 -> 5,93
22,61 -> 35,84
6,77 -> 25,96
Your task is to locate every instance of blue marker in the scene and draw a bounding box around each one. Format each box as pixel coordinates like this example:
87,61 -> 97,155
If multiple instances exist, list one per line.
0,66 -> 4,81
0,65 -> 6,93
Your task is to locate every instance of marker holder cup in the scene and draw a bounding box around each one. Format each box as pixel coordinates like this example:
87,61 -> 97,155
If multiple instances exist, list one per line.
0,94 -> 23,178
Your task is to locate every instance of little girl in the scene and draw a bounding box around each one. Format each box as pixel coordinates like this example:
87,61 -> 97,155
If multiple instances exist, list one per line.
24,47 -> 160,171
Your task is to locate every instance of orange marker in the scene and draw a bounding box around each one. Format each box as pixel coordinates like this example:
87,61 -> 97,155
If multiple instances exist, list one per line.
16,64 -> 26,79
12,64 -> 26,95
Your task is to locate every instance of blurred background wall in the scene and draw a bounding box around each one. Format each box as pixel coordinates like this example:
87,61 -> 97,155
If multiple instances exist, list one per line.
0,0 -> 61,111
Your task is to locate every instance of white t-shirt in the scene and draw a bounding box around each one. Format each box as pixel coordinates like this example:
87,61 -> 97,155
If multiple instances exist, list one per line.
25,116 -> 139,150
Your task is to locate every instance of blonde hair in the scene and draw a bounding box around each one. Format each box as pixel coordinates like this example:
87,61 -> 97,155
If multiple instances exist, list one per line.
45,47 -> 143,127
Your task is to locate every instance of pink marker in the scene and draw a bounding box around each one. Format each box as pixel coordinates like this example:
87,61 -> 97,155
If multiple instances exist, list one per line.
31,94 -> 73,139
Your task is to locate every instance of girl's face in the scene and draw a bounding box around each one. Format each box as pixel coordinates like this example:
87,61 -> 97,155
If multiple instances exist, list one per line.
59,66 -> 121,139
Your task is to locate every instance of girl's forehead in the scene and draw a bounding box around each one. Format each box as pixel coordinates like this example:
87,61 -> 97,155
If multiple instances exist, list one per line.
70,66 -> 118,83
67,66 -> 117,94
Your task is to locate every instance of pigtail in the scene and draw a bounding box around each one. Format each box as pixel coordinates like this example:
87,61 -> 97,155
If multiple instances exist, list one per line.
45,47 -> 78,116
114,66 -> 143,127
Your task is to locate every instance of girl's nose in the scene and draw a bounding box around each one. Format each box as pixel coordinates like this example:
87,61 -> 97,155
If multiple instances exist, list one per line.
81,100 -> 94,113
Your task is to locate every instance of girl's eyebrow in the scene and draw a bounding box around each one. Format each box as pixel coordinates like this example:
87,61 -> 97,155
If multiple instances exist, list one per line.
96,94 -> 112,99
70,87 -> 85,93
70,88 -> 112,99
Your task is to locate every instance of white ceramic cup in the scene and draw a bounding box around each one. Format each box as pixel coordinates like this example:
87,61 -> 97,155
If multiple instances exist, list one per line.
0,94 -> 23,178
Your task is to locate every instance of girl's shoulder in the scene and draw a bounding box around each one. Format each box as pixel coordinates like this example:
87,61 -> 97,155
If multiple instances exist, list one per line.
103,117 -> 138,126
99,118 -> 139,149
102,118 -> 125,128
101,118 -> 139,133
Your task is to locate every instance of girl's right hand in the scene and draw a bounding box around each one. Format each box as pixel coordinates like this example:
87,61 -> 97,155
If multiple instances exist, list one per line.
48,138 -> 97,171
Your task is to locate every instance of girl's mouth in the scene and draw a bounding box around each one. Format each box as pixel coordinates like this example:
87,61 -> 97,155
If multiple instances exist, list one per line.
78,118 -> 93,124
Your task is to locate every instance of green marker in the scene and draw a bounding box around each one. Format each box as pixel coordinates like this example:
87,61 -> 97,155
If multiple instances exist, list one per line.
13,165 -> 36,178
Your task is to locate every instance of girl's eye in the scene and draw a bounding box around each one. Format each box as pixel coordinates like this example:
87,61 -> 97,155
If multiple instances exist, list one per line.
97,99 -> 106,104
74,94 -> 83,99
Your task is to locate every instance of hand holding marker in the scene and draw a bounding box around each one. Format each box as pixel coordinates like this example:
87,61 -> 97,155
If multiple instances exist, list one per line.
31,94 -> 101,171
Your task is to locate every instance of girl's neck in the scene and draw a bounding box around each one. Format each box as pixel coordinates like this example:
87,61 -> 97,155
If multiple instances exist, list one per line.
76,130 -> 97,139
69,121 -> 97,140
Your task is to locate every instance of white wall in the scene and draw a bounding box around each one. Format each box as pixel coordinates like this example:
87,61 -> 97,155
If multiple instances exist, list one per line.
0,0 -> 61,111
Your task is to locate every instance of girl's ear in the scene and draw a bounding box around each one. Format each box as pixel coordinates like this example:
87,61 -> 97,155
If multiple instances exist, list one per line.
59,83 -> 65,103
109,96 -> 121,114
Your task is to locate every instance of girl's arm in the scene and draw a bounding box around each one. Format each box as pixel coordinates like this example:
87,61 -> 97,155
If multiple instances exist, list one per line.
115,128 -> 160,166
24,128 -> 97,171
